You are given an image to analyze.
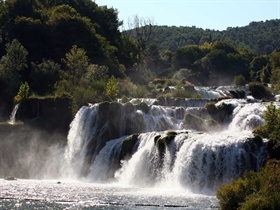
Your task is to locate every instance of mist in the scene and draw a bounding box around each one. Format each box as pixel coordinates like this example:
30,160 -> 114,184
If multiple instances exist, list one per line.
0,125 -> 67,179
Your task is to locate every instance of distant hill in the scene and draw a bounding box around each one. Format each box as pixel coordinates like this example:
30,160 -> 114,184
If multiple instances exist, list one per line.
146,19 -> 280,55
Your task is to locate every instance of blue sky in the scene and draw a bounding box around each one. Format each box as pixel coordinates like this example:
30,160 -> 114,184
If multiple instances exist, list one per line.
95,0 -> 280,31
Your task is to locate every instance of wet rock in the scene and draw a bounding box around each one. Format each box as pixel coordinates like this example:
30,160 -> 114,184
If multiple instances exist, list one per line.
4,176 -> 17,181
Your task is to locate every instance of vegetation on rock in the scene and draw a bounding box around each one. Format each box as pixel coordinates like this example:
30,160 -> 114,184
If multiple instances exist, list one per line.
217,104 -> 280,209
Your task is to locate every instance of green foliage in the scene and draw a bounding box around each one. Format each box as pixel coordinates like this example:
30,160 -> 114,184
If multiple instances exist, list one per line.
30,59 -> 60,95
0,39 -> 28,99
71,86 -> 98,115
270,68 -> 280,93
173,45 -> 204,70
14,81 -> 30,103
254,103 -> 280,149
134,85 -> 151,98
250,55 -> 270,82
248,82 -> 272,100
54,79 -> 72,97
216,160 -> 280,210
106,76 -> 119,100
270,49 -> 280,69
212,41 -> 238,54
172,83 -> 200,98
172,68 -> 195,80
232,75 -> 246,86
62,45 -> 89,79
147,20 -> 280,55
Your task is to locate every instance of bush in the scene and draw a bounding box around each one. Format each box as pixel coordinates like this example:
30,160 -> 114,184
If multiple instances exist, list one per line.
248,82 -> 272,100
232,74 -> 246,86
14,82 -> 30,103
216,160 -> 280,210
254,103 -> 280,149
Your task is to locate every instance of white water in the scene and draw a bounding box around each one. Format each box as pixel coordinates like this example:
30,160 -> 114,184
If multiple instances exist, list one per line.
62,99 -> 274,194
194,86 -> 248,99
8,104 -> 20,124
90,130 -> 264,194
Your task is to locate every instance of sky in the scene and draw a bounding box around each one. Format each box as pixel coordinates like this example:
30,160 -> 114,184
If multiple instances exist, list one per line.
95,0 -> 280,31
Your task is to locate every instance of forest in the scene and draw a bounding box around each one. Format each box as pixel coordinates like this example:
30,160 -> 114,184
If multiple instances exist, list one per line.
0,0 -> 280,115
144,19 -> 280,55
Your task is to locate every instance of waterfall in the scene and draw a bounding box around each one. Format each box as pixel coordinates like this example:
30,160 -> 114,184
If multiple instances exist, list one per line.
8,103 -> 20,124
64,104 -> 99,178
194,86 -> 247,99
111,131 -> 265,193
64,101 -> 212,178
64,99 -> 276,192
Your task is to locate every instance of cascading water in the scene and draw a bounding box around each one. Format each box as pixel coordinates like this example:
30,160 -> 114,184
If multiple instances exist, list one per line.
8,103 -> 20,124
64,104 -> 99,178
64,98 -> 276,193
112,131 -> 264,193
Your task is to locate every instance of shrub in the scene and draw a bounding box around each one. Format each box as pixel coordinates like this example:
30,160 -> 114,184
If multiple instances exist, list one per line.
248,82 -> 272,100
118,78 -> 137,98
14,82 -> 30,103
217,160 -> 280,210
254,103 -> 280,149
232,75 -> 246,86
106,76 -> 119,100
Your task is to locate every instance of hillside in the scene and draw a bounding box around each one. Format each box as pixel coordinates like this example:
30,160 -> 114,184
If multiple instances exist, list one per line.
147,19 -> 280,55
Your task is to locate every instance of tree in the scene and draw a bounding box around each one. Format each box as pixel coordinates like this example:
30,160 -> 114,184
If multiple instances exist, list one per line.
249,55 -> 270,81
212,41 -> 237,54
270,68 -> 280,93
172,45 -> 204,70
14,81 -> 30,103
0,39 -> 28,99
62,45 -> 89,79
1,39 -> 28,73
248,82 -> 272,100
127,15 -> 153,72
30,59 -> 61,95
254,103 -> 280,148
232,75 -> 246,86
270,49 -> 280,69
106,75 -> 119,99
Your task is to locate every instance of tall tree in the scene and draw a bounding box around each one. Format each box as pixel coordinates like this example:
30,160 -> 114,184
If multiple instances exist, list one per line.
0,39 -> 28,98
127,15 -> 153,72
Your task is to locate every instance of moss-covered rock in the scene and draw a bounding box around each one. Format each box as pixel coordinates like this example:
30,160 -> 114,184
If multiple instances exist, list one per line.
206,102 -> 233,123
229,90 -> 246,99
120,134 -> 139,160
154,131 -> 177,157
136,102 -> 149,114
124,102 -> 135,114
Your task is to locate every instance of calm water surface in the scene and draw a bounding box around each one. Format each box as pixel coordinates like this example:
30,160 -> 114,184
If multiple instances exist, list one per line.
0,179 -> 218,209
